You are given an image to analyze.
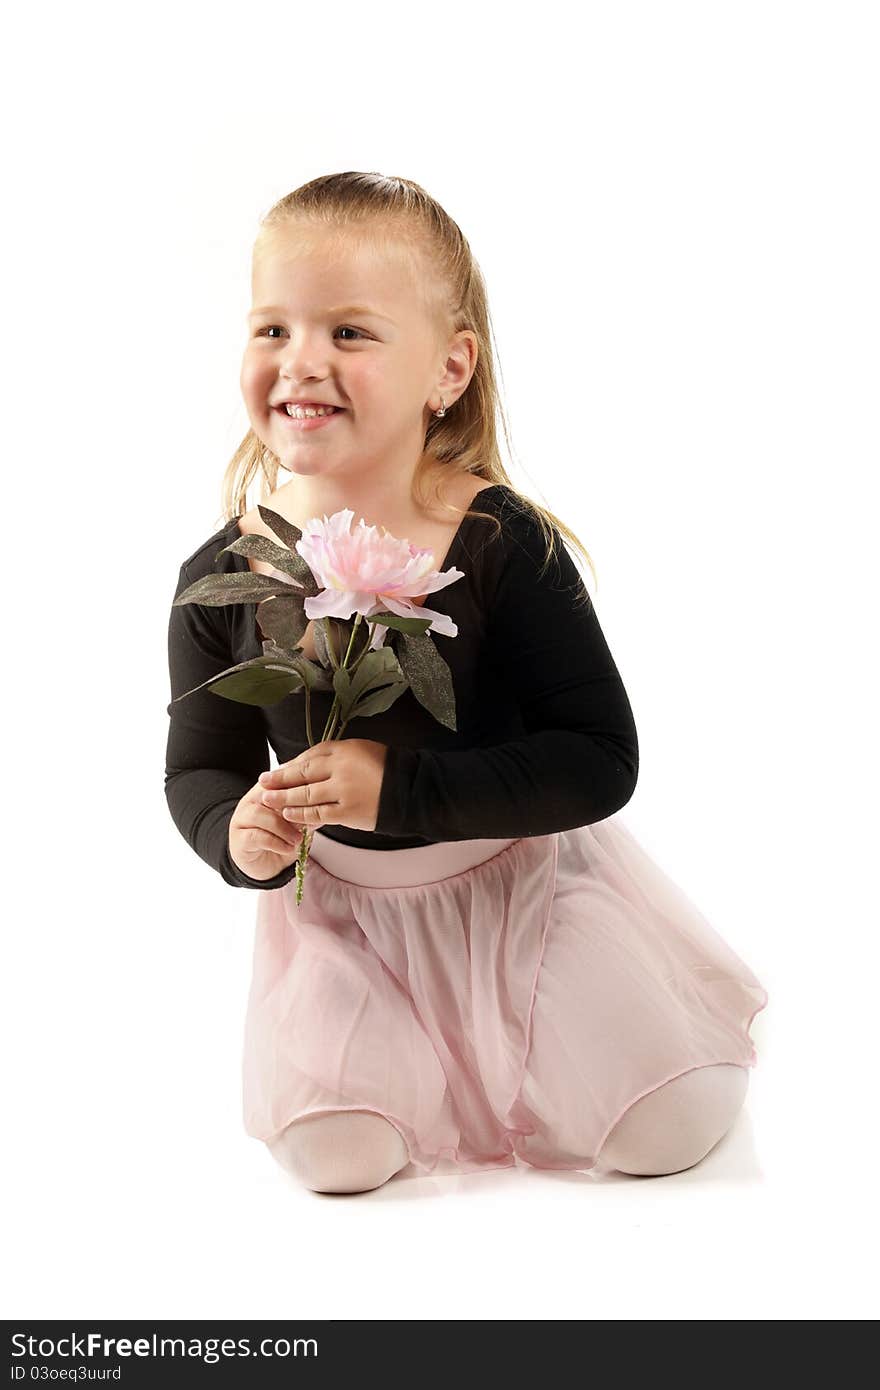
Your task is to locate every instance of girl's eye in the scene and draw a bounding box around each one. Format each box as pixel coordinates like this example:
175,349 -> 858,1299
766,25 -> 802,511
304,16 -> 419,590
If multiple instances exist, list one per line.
257,325 -> 366,341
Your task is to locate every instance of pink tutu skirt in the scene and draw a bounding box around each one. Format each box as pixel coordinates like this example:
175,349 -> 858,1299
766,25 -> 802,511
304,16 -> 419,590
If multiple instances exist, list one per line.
241,818 -> 769,1177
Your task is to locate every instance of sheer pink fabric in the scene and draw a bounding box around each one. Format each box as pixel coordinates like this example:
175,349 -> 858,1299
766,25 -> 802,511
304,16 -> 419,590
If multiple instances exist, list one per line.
241,819 -> 768,1177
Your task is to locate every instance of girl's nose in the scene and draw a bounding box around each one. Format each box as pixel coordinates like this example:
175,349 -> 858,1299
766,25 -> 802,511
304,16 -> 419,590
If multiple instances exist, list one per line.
276,332 -> 331,379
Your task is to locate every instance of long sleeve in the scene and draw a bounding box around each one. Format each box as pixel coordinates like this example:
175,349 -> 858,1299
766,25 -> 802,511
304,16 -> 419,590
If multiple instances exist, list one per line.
164,557 -> 300,890
374,506 -> 639,842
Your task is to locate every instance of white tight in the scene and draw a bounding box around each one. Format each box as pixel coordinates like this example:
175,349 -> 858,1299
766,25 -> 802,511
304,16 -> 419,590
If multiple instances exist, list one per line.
267,1109 -> 411,1194
265,1063 -> 749,1193
598,1062 -> 750,1176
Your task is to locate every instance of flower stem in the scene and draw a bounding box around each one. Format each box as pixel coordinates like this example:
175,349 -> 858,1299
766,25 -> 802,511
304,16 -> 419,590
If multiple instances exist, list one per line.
341,612 -> 362,666
294,826 -> 315,907
304,681 -> 314,746
317,613 -> 374,743
347,620 -> 381,677
292,614 -> 383,906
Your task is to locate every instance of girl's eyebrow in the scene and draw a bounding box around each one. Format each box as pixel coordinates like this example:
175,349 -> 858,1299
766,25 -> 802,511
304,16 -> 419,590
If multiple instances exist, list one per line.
248,303 -> 397,324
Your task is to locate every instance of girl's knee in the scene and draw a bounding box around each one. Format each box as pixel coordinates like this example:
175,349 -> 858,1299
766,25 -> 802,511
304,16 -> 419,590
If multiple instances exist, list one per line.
267,1109 -> 411,1194
599,1063 -> 750,1177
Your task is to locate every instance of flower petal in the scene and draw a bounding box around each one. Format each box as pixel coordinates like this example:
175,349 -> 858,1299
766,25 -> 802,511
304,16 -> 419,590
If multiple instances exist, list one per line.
293,508 -> 465,618
303,589 -> 362,620
396,564 -> 466,598
381,595 -> 458,638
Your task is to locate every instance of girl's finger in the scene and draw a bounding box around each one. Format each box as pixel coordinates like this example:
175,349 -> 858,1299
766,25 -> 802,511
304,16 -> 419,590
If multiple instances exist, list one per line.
252,804 -> 306,846
281,803 -> 338,822
252,826 -> 301,854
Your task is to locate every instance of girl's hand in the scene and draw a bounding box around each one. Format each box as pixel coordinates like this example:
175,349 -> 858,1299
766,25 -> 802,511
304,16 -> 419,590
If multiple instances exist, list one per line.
257,738 -> 389,834
227,781 -> 308,882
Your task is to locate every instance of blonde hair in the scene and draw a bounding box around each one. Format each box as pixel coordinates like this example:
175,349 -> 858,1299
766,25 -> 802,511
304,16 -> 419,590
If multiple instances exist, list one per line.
221,170 -> 598,601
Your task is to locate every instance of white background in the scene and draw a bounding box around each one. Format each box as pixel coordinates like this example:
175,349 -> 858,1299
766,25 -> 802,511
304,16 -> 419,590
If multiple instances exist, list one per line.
3,0 -> 877,1321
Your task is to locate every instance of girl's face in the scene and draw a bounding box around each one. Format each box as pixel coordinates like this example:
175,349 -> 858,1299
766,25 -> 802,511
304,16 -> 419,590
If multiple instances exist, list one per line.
241,231 -> 449,487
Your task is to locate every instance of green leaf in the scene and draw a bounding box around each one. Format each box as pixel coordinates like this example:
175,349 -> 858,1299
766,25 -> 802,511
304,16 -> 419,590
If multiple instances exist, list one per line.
348,645 -> 407,702
348,682 -> 408,719
218,531 -> 320,595
314,617 -> 349,671
282,651 -> 334,692
173,571 -> 299,608
395,631 -> 458,731
254,591 -> 309,652
368,609 -> 435,636
331,664 -> 353,719
202,664 -> 305,707
330,646 -> 406,722
256,505 -> 305,553
169,650 -> 333,707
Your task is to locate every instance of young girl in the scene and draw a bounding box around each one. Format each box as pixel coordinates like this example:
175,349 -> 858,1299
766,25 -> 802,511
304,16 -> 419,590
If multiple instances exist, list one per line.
165,171 -> 769,1195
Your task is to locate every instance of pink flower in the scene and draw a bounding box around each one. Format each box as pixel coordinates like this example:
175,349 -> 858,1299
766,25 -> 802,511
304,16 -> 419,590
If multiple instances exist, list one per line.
295,507 -> 464,650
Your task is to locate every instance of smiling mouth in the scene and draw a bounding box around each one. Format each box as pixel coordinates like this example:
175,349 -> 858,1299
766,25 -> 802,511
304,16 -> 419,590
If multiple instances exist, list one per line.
272,404 -> 346,432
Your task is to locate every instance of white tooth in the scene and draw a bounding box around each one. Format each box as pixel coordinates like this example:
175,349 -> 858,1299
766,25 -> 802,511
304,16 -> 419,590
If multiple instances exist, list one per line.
285,404 -> 333,418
